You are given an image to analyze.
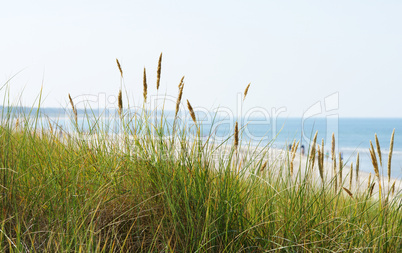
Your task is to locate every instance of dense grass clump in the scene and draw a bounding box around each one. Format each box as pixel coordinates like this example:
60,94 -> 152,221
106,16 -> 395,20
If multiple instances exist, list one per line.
1,58 -> 402,252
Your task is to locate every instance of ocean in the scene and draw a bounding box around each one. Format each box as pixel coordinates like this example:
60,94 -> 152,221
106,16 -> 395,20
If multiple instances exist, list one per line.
16,108 -> 402,179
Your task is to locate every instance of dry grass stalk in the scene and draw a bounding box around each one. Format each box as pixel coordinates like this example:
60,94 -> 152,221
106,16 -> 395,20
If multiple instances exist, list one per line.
367,173 -> 372,190
243,83 -> 251,101
68,94 -> 77,124
234,121 -> 239,148
317,148 -> 323,181
319,139 -> 324,181
317,140 -> 324,182
116,58 -> 123,77
339,152 -> 343,187
370,140 -> 383,199
333,157 -> 337,192
369,141 -> 380,181
369,182 -> 375,197
375,133 -> 382,167
156,53 -> 162,90
349,162 -> 353,191
331,133 -> 337,191
187,100 -> 196,124
310,132 -> 318,169
391,180 -> 396,196
290,141 -> 299,176
143,67 -> 148,103
343,187 -> 353,198
118,90 -> 123,117
175,76 -> 185,118
15,118 -> 19,129
331,133 -> 335,160
387,129 -> 395,183
47,117 -> 53,134
260,161 -> 268,172
356,153 -> 360,184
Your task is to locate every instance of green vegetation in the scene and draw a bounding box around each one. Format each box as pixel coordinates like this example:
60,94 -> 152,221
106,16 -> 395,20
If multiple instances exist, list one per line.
1,59 -> 401,252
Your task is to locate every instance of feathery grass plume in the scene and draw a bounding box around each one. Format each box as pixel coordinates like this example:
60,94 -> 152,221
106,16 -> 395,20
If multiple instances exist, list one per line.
310,131 -> 318,168
387,129 -> 395,183
47,117 -> 53,134
175,77 -> 185,118
331,133 -> 336,159
317,147 -> 324,181
343,187 -> 353,198
339,152 -> 343,187
332,133 -> 337,191
367,173 -> 372,190
187,100 -> 196,124
369,141 -> 380,181
333,156 -> 337,192
391,180 -> 396,196
290,141 -> 299,176
319,139 -> 324,180
243,83 -> 251,101
156,53 -> 162,90
15,118 -> 19,129
290,140 -> 296,155
375,133 -> 382,167
369,182 -> 375,197
118,90 -> 123,117
143,67 -> 148,103
234,121 -> 239,148
68,93 -> 77,124
356,153 -> 360,183
349,162 -> 353,191
369,140 -> 382,199
116,58 -> 123,77
260,160 -> 268,172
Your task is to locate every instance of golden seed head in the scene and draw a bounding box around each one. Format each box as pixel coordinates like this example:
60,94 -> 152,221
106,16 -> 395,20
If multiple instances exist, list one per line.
367,173 -> 372,190
375,133 -> 382,167
318,148 -> 324,181
156,53 -> 162,90
243,83 -> 251,101
116,58 -> 123,77
290,141 -> 299,176
143,67 -> 148,103
175,76 -> 185,118
369,141 -> 380,180
369,182 -> 375,196
349,162 -> 353,191
339,152 -> 343,186
118,90 -> 123,117
260,161 -> 268,171
187,99 -> 196,124
234,121 -> 239,148
356,153 -> 360,183
391,180 -> 396,195
309,131 -> 318,168
68,93 -> 77,124
387,129 -> 395,183
343,187 -> 353,198
331,133 -> 335,160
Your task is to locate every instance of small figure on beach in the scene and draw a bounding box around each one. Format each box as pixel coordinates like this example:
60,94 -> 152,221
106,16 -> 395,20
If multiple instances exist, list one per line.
325,151 -> 329,161
301,145 -> 305,156
340,152 -> 344,161
289,144 -> 292,151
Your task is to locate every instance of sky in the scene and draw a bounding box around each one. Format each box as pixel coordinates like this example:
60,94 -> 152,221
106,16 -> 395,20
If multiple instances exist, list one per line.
1,0 -> 402,118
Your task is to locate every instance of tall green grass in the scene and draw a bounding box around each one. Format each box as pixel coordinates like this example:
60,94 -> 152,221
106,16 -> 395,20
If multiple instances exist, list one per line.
0,59 -> 401,252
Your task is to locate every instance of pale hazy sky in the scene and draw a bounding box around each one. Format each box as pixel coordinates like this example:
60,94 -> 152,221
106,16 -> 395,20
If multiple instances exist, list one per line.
1,0 -> 402,117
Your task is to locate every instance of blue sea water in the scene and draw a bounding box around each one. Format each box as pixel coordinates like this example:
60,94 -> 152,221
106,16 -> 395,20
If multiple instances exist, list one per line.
222,117 -> 402,179
34,109 -> 402,179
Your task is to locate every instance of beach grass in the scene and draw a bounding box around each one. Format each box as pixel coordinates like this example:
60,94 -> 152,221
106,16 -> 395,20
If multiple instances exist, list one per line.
0,59 -> 402,252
